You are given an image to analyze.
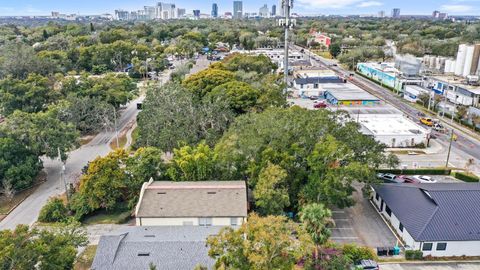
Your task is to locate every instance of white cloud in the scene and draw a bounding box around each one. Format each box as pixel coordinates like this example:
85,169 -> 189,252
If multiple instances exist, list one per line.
440,4 -> 472,13
296,0 -> 364,9
357,1 -> 383,7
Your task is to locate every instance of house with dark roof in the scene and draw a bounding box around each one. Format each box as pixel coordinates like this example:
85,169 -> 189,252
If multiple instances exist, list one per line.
372,183 -> 480,257
134,180 -> 248,226
91,226 -> 222,270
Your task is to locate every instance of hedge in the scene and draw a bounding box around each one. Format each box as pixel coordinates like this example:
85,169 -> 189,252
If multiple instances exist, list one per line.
405,250 -> 423,260
454,172 -> 480,182
377,168 -> 451,175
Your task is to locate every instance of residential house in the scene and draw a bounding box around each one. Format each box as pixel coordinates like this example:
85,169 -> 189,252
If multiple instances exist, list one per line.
134,180 -> 248,226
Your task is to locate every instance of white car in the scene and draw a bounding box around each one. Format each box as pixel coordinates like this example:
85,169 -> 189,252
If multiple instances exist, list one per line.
412,175 -> 437,183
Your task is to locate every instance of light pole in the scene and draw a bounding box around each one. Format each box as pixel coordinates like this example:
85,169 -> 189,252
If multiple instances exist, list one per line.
57,148 -> 69,204
445,129 -> 454,168
113,107 -> 119,149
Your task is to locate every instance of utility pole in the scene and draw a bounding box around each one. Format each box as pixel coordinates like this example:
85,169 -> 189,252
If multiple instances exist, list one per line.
280,0 -> 294,94
445,129 -> 454,168
57,148 -> 69,203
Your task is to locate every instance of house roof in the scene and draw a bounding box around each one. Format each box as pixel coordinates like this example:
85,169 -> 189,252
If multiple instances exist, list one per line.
326,88 -> 380,101
91,226 -> 224,270
294,77 -> 344,85
373,183 -> 480,242
136,181 -> 248,218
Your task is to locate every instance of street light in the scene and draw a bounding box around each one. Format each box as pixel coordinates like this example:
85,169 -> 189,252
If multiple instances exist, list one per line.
279,0 -> 295,94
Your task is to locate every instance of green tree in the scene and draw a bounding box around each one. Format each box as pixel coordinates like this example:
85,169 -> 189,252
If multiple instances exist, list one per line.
0,137 -> 42,191
207,214 -> 312,270
182,68 -> 235,98
167,143 -> 217,181
329,43 -> 342,58
253,163 -> 290,215
0,223 -> 87,270
38,197 -> 69,223
209,81 -> 260,114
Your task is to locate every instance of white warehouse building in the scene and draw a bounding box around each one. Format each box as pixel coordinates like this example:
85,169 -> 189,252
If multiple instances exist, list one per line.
372,183 -> 480,257
358,114 -> 429,148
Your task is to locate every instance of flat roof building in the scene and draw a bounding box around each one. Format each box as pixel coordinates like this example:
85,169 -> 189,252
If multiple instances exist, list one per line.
324,83 -> 381,106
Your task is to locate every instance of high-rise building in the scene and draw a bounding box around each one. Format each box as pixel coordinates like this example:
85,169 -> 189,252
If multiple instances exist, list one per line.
144,6 -> 156,20
212,3 -> 218,18
432,10 -> 440,18
278,0 -> 284,17
177,8 -> 186,18
193,10 -> 200,19
391,8 -> 401,18
233,1 -> 243,19
259,4 -> 269,18
378,10 -> 385,18
271,4 -> 277,17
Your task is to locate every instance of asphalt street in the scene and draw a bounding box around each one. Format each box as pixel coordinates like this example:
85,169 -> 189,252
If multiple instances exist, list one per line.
0,66 -> 182,230
296,45 -> 480,174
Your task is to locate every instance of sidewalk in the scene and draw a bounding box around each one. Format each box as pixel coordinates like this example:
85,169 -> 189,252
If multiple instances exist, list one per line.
387,140 -> 444,155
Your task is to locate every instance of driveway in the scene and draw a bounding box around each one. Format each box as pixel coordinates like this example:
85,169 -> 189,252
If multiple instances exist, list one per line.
380,262 -> 480,270
330,184 -> 398,248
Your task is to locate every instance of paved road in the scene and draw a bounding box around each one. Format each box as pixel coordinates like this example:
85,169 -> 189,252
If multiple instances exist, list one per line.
0,69 -> 175,230
295,45 -> 480,174
380,262 -> 480,270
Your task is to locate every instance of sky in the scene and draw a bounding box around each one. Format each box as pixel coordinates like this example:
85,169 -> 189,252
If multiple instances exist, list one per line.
0,0 -> 479,16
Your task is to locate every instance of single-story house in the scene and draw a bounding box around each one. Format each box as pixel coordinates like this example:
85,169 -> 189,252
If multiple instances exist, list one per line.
91,226 -> 223,270
372,183 -> 480,257
134,180 -> 248,226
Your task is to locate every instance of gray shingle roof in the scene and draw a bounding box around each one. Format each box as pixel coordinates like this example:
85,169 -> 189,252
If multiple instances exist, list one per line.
136,181 -> 247,218
373,183 -> 480,242
91,226 -> 225,270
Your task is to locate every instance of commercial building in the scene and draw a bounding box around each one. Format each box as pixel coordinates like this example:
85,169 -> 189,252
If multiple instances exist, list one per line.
259,4 -> 269,18
294,77 -> 345,97
271,4 -> 277,17
114,10 -> 129,20
358,114 -> 429,147
324,83 -> 381,106
403,85 -> 431,103
392,8 -> 401,18
372,183 -> 480,257
211,3 -> 218,18
92,226 -> 222,270
427,75 -> 480,106
233,1 -> 243,19
135,180 -> 248,226
454,44 -> 480,78
309,31 -> 331,49
193,10 -> 200,19
357,62 -> 403,91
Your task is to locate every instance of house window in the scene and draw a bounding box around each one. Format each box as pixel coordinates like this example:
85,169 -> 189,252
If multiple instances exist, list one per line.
399,223 -> 404,232
375,193 -> 379,201
386,206 -> 392,217
422,243 -> 433,251
199,217 -> 212,226
436,243 -> 447,251
230,217 -> 238,226
314,84 -> 319,89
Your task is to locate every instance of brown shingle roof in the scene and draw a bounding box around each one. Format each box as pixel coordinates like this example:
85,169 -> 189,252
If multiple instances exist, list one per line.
136,181 -> 247,218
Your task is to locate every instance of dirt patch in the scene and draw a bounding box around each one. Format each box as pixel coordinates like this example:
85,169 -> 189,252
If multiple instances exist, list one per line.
74,245 -> 98,270
80,135 -> 96,146
110,120 -> 135,150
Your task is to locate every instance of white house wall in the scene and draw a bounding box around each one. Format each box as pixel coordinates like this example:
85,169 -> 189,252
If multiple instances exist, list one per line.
136,217 -> 245,226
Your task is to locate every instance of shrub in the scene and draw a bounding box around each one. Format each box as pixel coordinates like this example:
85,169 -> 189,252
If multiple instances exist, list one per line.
454,172 -> 480,182
342,243 -> 378,262
38,197 -> 69,223
405,250 -> 423,260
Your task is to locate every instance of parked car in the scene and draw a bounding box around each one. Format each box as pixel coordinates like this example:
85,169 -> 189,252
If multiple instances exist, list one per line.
309,95 -> 320,100
398,175 -> 420,184
412,175 -> 437,183
314,102 -> 327,109
377,173 -> 402,183
351,259 -> 379,270
420,117 -> 434,126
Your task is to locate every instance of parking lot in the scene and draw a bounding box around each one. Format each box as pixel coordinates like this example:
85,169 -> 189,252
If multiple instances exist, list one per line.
330,184 -> 398,248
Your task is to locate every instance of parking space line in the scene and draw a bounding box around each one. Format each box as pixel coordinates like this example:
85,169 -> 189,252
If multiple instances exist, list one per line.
331,237 -> 359,240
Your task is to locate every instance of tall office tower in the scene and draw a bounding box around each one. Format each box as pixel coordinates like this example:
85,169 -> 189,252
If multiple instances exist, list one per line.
378,10 -> 385,18
212,3 -> 218,18
271,4 -> 276,16
114,10 -> 129,20
259,4 -> 269,18
432,10 -> 440,18
391,8 -> 401,18
278,0 -> 284,17
233,1 -> 243,19
177,8 -> 186,18
193,10 -> 200,19
144,6 -> 156,20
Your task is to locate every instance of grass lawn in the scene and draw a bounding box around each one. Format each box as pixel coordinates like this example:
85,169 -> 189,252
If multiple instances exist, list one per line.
74,245 -> 97,270
82,209 -> 132,225
313,51 -> 333,59
109,132 -> 128,150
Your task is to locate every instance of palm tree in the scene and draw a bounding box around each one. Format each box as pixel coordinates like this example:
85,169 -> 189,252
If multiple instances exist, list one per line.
299,203 -> 335,264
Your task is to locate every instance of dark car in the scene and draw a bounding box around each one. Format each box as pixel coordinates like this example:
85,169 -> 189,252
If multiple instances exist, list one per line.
351,260 -> 379,270
314,102 -> 327,109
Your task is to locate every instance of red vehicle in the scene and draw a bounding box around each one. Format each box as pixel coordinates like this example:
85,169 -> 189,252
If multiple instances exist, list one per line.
314,102 -> 327,109
398,175 -> 420,184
